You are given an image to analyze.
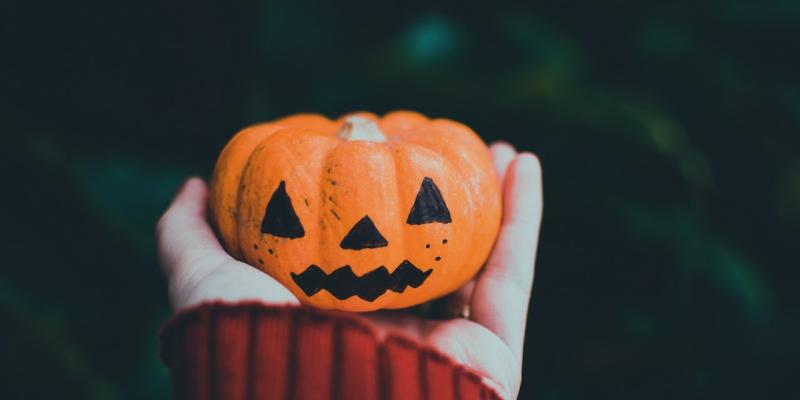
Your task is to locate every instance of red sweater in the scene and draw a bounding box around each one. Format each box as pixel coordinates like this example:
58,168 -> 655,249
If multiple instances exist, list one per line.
160,302 -> 503,400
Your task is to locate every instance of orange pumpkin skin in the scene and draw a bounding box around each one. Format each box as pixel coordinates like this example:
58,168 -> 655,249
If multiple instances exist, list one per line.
209,111 -> 502,311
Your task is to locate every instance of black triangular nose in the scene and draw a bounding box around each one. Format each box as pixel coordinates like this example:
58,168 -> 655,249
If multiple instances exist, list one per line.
340,216 -> 388,250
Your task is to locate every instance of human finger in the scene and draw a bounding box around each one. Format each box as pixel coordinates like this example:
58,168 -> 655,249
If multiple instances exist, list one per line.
156,177 -> 231,282
469,153 -> 543,361
489,141 -> 516,183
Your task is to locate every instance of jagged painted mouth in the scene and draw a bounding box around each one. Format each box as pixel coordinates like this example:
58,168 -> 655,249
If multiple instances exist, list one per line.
290,261 -> 433,302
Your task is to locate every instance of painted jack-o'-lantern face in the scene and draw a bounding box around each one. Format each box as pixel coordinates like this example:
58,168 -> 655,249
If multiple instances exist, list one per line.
265,176 -> 449,302
209,111 -> 502,311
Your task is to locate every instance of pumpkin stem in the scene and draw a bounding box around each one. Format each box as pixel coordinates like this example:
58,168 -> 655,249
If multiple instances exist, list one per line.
335,116 -> 387,143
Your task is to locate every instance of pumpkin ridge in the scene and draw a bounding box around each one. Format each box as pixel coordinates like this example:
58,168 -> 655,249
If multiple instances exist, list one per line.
233,128 -> 332,259
317,142 -> 341,298
210,122 -> 281,258
383,142 -> 465,301
389,123 -> 500,293
232,127 -> 291,258
434,120 -> 502,289
379,110 -> 430,137
317,139 -> 406,308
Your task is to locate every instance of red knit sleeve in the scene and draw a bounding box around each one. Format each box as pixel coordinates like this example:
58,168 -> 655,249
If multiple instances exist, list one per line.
160,301 -> 503,400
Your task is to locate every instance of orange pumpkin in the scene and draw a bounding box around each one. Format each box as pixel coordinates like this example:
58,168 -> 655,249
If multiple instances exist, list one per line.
209,111 -> 502,311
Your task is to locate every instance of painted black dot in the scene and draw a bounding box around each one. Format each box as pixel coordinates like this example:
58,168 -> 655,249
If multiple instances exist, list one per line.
435,256 -> 441,261
425,244 -> 431,248
253,244 -> 259,250
268,249 -> 274,255
442,239 -> 448,244
258,258 -> 264,264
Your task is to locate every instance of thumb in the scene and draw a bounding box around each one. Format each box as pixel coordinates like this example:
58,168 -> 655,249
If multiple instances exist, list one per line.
156,177 -> 230,281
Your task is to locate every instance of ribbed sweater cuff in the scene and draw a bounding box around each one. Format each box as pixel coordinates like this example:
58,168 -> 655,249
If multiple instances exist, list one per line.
160,301 -> 502,400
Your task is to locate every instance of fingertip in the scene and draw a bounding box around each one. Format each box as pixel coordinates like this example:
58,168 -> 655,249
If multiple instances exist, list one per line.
181,176 -> 208,196
489,142 -> 517,182
489,141 -> 516,153
173,176 -> 195,195
503,153 -> 543,224
505,153 -> 542,190
172,176 -> 208,209
514,152 -> 542,177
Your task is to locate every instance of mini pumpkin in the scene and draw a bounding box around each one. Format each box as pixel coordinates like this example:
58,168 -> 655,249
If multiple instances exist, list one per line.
209,111 -> 501,311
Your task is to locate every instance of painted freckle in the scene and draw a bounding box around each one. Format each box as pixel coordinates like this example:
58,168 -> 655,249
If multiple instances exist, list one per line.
304,198 -> 309,207
425,244 -> 431,248
268,249 -> 274,255
442,239 -> 448,244
258,258 -> 264,264
435,256 -> 441,261
254,244 -> 259,250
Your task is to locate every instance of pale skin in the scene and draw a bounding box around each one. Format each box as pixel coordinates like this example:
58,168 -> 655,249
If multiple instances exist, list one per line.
156,142 -> 543,399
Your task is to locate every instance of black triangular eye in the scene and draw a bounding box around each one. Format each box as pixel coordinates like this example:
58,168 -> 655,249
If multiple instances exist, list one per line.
406,177 -> 452,225
340,216 -> 388,250
261,181 -> 305,238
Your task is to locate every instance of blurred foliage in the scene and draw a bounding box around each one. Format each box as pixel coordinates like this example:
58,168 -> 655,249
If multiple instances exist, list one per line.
2,0 -> 799,398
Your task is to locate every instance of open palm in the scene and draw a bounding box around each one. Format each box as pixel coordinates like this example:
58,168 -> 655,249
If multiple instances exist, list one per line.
156,143 -> 542,399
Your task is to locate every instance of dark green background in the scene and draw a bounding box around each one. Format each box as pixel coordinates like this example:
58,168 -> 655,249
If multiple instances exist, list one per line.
2,1 -> 798,398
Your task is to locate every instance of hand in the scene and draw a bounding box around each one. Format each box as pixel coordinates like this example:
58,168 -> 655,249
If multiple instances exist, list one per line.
156,142 -> 542,399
